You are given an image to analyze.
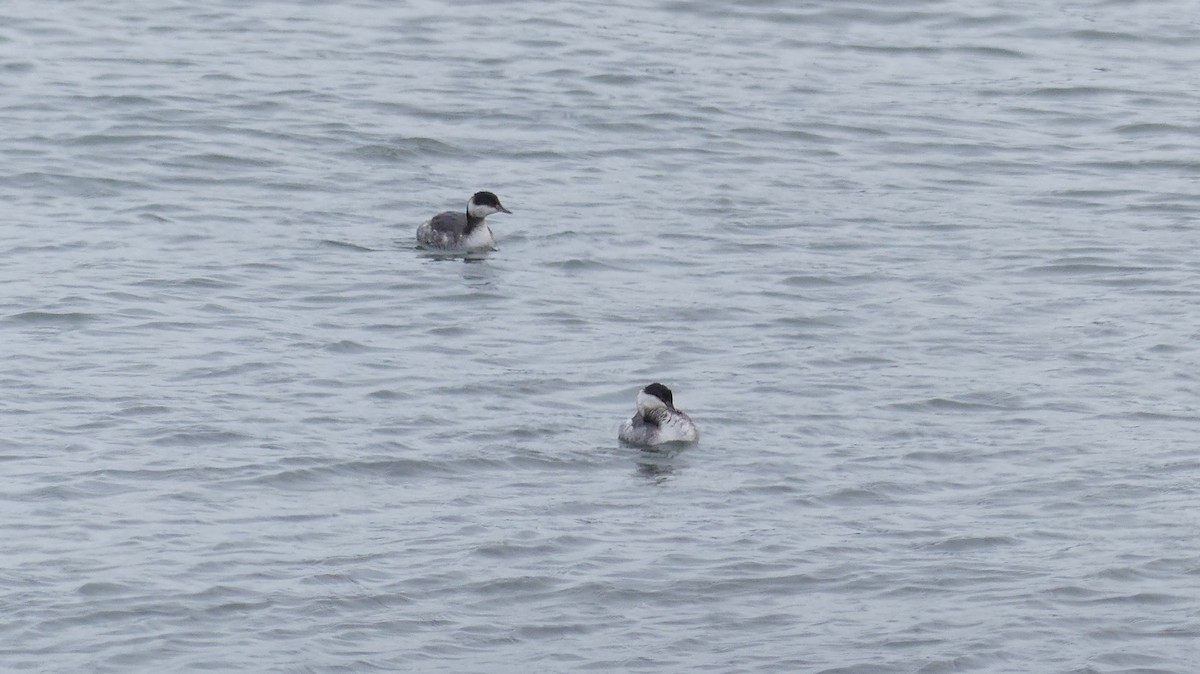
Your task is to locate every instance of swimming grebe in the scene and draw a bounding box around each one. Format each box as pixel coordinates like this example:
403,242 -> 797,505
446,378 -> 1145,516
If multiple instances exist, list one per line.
618,382 -> 699,446
416,191 -> 511,250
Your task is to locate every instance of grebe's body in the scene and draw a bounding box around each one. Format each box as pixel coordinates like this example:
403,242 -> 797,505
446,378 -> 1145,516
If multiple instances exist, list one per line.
416,191 -> 511,250
618,383 -> 699,446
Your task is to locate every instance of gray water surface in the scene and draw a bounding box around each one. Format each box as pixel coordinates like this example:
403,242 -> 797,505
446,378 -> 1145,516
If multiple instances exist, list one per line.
3,1 -> 1200,672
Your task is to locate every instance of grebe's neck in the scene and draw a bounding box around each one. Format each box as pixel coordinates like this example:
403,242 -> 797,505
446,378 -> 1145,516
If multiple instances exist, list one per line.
464,210 -> 485,233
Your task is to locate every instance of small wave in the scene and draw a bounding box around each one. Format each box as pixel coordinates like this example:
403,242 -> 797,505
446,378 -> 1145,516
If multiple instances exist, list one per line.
585,73 -> 646,86
320,239 -> 375,252
903,450 -> 985,464
1115,122 -> 1200,136
1025,85 -> 1125,99
781,274 -> 840,287
818,487 -> 895,506
323,340 -> 382,354
113,405 -> 172,417
173,361 -> 275,380
235,458 -> 466,489
152,429 -> 256,447
70,133 -> 179,146
72,93 -> 162,107
132,276 -> 237,289
352,137 -> 460,161
1,171 -> 145,194
886,397 -> 1016,412
2,311 -> 97,326
543,258 -> 611,272
77,581 -> 135,597
367,389 -> 411,400
166,153 -> 278,169
1023,263 -> 1151,275
1067,29 -> 1143,43
920,536 -> 1018,552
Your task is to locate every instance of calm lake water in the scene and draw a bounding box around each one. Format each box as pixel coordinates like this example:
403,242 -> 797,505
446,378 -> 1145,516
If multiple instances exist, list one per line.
3,1 -> 1200,672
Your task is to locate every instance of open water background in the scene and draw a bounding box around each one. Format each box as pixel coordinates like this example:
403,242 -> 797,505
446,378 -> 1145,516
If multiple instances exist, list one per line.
3,0 -> 1200,671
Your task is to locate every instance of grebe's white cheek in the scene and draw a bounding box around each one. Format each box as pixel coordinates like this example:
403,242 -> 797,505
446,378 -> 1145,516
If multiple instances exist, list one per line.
636,390 -> 667,411
467,204 -> 498,218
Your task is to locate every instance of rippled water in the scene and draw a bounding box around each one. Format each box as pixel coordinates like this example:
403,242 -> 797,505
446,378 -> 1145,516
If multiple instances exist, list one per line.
3,1 -> 1200,671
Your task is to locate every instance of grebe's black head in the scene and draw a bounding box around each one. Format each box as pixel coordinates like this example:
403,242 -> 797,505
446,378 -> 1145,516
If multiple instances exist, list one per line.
641,382 -> 674,408
468,191 -> 512,217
